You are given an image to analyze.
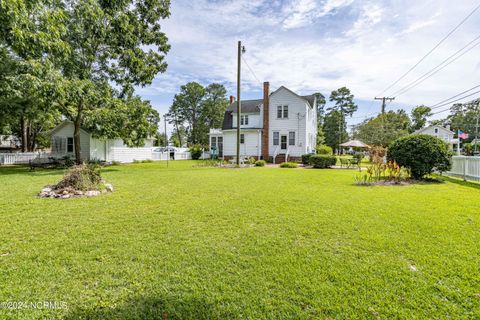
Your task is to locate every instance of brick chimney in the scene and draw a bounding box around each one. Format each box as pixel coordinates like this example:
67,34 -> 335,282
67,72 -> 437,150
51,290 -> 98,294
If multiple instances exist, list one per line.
262,82 -> 270,161
229,95 -> 235,104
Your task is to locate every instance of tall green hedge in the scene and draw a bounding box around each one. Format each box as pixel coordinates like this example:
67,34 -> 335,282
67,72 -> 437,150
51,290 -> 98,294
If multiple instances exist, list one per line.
387,134 -> 452,179
309,155 -> 337,168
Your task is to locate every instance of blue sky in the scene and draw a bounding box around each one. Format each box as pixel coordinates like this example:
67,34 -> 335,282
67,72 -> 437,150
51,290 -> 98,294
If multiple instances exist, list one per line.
136,0 -> 480,133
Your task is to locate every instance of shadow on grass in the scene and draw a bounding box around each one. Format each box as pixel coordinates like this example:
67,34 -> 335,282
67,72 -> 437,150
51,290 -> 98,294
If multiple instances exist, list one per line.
0,165 -> 120,176
65,296 -> 221,320
437,175 -> 480,190
0,165 -> 63,176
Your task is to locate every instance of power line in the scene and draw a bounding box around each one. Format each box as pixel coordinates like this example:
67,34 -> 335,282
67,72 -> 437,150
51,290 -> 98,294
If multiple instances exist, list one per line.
430,84 -> 480,109
377,1 -> 480,96
392,34 -> 480,97
241,55 -> 262,86
429,89 -> 480,110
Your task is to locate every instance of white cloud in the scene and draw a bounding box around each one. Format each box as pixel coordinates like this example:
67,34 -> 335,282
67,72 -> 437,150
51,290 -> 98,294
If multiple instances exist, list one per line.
144,0 -> 480,124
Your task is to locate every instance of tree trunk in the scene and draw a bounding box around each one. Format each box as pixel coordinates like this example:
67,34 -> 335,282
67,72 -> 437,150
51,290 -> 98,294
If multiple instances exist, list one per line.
21,115 -> 27,153
26,121 -> 32,152
74,105 -> 83,164
174,113 -> 182,147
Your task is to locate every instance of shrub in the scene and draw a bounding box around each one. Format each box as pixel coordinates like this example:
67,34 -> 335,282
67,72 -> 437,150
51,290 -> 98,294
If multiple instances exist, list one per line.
317,144 -> 333,155
280,162 -> 298,168
353,152 -> 364,161
387,134 -> 452,179
309,155 -> 336,168
301,154 -> 313,165
110,161 -> 121,166
255,160 -> 266,167
248,157 -> 257,165
369,145 -> 386,164
141,159 -> 153,163
189,145 -> 203,160
55,164 -> 103,191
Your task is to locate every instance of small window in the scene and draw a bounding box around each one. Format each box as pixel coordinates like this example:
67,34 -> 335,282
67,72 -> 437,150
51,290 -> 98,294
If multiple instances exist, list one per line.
67,137 -> 74,153
273,132 -> 279,145
240,115 -> 249,125
211,136 -> 217,148
434,128 -> 438,133
289,132 -> 295,146
240,134 -> 245,144
277,106 -> 288,119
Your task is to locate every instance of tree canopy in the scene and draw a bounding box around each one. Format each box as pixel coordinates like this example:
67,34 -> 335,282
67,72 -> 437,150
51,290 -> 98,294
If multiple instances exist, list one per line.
167,82 -> 228,146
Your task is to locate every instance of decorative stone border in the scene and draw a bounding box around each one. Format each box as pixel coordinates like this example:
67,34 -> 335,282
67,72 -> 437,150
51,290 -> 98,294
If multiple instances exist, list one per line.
38,184 -> 113,199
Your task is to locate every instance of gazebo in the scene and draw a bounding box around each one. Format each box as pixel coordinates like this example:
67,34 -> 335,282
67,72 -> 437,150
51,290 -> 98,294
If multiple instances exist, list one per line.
340,140 -> 370,149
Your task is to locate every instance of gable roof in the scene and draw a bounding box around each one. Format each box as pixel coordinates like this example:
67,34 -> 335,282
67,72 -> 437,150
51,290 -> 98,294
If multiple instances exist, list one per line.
226,99 -> 263,113
271,86 -> 316,108
414,125 -> 454,135
50,120 -> 91,136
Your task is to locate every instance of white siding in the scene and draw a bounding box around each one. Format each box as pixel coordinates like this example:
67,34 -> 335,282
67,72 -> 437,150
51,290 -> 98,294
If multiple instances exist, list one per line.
232,113 -> 262,129
51,122 -> 90,160
222,130 -> 261,157
90,138 -> 106,161
269,88 -> 311,157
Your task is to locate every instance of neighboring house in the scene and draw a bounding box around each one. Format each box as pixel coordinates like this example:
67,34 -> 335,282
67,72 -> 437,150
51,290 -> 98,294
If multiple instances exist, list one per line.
50,120 -> 154,163
0,135 -> 21,153
209,82 -> 317,162
413,125 -> 459,150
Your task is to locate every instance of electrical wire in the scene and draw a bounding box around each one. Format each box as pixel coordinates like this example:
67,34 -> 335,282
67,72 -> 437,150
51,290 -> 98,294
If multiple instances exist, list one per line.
241,55 -> 262,86
392,34 -> 480,97
377,1 -> 480,96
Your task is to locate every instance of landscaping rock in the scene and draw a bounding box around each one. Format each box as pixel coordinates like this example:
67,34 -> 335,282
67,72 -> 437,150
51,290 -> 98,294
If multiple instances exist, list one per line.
85,190 -> 101,197
105,184 -> 114,192
41,187 -> 52,193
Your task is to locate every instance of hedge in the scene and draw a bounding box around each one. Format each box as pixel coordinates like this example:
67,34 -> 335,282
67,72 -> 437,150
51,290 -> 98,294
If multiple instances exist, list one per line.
309,155 -> 337,168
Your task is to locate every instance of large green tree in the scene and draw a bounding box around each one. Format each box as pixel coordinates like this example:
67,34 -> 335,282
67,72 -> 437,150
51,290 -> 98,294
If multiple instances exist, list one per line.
1,0 -> 170,162
323,110 -> 348,152
314,92 -> 326,146
59,0 -> 170,162
410,105 -> 432,133
353,110 -> 411,147
327,87 -> 358,152
167,82 -> 228,146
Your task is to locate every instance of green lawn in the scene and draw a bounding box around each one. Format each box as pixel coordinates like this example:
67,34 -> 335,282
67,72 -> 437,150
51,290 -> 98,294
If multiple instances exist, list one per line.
0,161 -> 479,319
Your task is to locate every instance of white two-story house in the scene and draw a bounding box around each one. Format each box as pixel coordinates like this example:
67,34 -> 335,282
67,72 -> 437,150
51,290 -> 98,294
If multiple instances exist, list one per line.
209,82 -> 317,162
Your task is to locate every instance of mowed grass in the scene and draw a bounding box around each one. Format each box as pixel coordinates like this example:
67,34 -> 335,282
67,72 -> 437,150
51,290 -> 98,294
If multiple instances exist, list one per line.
0,161 -> 479,319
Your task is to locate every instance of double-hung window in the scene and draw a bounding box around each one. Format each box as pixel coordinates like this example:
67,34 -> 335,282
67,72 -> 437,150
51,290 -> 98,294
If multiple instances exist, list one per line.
273,132 -> 279,146
67,137 -> 74,153
277,105 -> 288,119
289,132 -> 295,146
240,134 -> 245,144
240,115 -> 249,125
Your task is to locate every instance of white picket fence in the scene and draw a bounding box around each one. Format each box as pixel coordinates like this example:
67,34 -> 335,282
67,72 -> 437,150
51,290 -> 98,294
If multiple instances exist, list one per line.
446,156 -> 480,181
0,152 -> 43,165
152,152 -> 192,161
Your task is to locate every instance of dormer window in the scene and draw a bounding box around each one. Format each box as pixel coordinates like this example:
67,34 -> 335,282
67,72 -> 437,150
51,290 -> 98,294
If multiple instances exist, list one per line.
240,115 -> 249,125
277,105 -> 288,119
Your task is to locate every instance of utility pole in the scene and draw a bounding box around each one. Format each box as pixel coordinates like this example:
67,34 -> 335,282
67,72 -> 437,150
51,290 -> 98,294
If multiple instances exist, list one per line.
475,102 -> 480,155
164,116 -> 168,168
236,41 -> 245,166
375,96 -> 395,114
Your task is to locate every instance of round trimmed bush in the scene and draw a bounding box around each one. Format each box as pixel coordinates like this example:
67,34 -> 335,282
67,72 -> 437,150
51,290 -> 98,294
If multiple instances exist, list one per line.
189,145 -> 203,160
255,160 -> 266,167
316,144 -> 333,155
301,154 -> 313,165
387,134 -> 452,179
280,162 -> 298,168
309,155 -> 337,168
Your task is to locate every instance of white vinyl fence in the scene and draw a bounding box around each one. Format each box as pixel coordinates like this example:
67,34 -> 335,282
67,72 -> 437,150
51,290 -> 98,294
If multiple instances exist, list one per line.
446,156 -> 480,181
0,152 -> 43,165
152,151 -> 192,161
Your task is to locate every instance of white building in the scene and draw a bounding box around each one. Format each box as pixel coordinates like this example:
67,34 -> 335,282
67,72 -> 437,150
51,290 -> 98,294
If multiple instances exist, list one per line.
413,125 -> 459,150
50,120 -> 154,163
209,82 -> 317,162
